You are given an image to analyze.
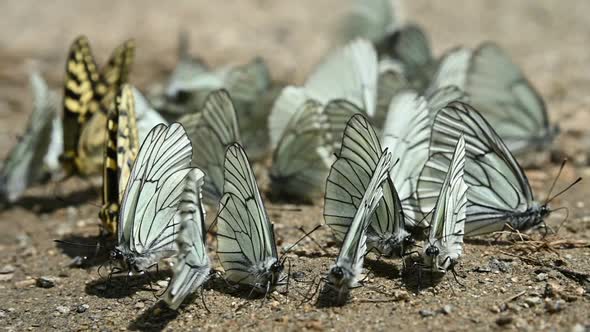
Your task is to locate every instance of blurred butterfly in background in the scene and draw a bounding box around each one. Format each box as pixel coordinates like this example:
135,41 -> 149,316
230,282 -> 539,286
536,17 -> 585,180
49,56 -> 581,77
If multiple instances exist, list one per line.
325,144 -> 392,303
0,71 -> 60,203
178,89 -> 241,205
162,168 -> 211,310
417,102 -> 578,237
325,114 -> 410,258
428,43 -> 557,154
269,99 -> 333,202
421,135 -> 467,276
338,0 -> 398,46
216,143 -> 284,294
60,35 -> 135,177
99,85 -> 140,237
110,122 -> 196,274
150,33 -> 273,161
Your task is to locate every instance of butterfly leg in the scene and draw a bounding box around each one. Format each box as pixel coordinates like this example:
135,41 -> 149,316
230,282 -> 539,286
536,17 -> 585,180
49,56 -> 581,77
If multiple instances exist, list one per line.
199,287 -> 211,314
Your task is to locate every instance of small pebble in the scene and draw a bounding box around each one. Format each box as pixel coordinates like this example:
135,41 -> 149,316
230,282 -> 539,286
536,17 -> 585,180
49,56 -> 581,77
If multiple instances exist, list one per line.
536,273 -> 548,282
0,265 -> 15,274
36,276 -> 56,288
439,305 -> 452,315
571,323 -> 586,332
15,279 -> 36,289
134,302 -> 145,309
496,316 -> 513,326
292,271 -> 306,281
157,280 -> 168,288
545,300 -> 565,313
76,304 -> 89,313
524,297 -> 541,306
56,306 -> 70,314
418,309 -> 434,317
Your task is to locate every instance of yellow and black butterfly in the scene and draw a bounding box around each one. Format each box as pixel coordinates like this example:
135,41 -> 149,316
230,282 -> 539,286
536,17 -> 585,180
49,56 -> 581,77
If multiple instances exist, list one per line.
60,35 -> 135,177
98,84 -> 139,237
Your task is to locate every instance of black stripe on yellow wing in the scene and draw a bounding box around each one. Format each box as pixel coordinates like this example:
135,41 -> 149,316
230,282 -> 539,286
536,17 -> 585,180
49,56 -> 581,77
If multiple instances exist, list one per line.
98,85 -> 139,237
97,39 -> 136,111
61,35 -> 102,175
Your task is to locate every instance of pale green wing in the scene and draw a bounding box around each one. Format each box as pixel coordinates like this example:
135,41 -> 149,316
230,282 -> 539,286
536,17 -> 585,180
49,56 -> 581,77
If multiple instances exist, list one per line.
162,168 -> 210,310
270,100 -> 333,201
339,0 -> 397,44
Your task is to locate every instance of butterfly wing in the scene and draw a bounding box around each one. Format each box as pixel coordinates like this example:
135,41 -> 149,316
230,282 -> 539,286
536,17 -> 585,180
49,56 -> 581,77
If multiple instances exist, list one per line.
118,123 -> 193,269
268,86 -> 309,149
179,90 -> 240,205
466,43 -> 554,153
130,87 -> 168,142
61,36 -> 102,175
217,143 -> 278,285
339,0 -> 397,44
97,39 -> 135,110
0,72 -> 57,202
424,136 -> 467,271
333,150 -> 391,286
162,168 -> 210,310
324,99 -> 363,152
381,91 -> 430,228
417,102 -> 534,236
324,114 -> 405,255
270,100 -> 333,201
305,39 -> 378,117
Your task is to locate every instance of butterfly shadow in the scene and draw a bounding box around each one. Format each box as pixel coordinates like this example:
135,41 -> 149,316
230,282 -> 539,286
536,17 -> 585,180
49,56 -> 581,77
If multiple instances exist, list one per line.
464,236 -> 515,247
364,257 -> 402,280
128,301 -> 178,332
400,256 -> 444,293
54,234 -> 112,268
8,184 -> 100,213
85,269 -> 171,299
315,282 -> 350,308
205,276 -> 268,300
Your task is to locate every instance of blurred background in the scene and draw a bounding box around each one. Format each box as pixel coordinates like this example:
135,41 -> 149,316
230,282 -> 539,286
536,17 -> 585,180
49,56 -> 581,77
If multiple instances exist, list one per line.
1,0 -> 589,156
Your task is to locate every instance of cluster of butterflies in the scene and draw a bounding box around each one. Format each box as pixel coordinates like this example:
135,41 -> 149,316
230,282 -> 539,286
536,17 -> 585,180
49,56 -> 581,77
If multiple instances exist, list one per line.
0,0 -> 582,309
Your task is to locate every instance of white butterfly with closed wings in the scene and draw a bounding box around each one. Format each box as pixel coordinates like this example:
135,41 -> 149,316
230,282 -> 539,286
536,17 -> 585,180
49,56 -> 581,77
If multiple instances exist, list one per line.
422,135 -> 467,275
162,168 -> 211,310
111,122 -> 198,274
216,143 -> 284,294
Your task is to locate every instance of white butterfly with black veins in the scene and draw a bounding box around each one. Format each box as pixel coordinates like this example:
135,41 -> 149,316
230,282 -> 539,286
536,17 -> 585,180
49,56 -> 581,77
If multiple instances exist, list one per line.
422,135 -> 467,274
162,168 -> 211,310
111,122 -> 197,273
179,89 -> 240,205
417,102 -> 569,237
269,39 -> 378,150
326,147 -> 392,302
270,99 -> 333,201
427,43 -> 556,154
216,143 -> 283,293
0,71 -> 59,203
325,114 -> 410,258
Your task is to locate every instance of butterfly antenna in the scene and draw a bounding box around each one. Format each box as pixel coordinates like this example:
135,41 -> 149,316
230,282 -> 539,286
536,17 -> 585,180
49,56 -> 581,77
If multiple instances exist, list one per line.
546,177 -> 582,205
280,224 -> 323,263
54,239 -> 102,248
267,206 -> 302,212
551,206 -> 570,234
544,159 -> 567,203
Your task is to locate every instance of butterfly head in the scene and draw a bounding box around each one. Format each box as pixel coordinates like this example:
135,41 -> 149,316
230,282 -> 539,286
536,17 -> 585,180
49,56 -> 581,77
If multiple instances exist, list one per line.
425,244 -> 439,257
269,260 -> 284,285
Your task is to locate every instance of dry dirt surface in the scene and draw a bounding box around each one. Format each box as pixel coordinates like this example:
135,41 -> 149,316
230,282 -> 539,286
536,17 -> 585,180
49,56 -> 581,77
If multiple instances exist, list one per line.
1,1 -> 590,331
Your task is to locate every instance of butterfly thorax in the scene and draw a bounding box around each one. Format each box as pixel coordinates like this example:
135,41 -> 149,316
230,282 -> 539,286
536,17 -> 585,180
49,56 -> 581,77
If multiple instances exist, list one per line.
368,229 -> 412,258
249,257 -> 283,291
508,201 -> 550,232
110,246 -> 155,274
422,244 -> 451,273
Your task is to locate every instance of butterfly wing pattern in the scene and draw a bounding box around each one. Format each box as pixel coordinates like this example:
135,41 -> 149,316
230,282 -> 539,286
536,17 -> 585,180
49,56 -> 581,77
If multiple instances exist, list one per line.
270,100 -> 333,201
326,149 -> 392,301
179,89 -> 241,205
99,85 -> 140,237
422,135 -> 467,274
162,168 -> 210,310
417,102 -> 548,237
216,143 -> 282,292
325,114 -> 408,257
113,123 -> 194,273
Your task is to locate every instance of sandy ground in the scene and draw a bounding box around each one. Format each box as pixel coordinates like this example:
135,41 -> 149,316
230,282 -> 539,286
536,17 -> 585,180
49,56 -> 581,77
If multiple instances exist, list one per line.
1,1 -> 589,331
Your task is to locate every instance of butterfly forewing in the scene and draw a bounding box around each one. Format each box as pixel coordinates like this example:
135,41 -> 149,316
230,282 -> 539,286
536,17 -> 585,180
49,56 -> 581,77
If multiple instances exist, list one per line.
418,102 -> 535,236
180,89 -> 241,204
270,100 -> 333,201
163,168 -> 210,310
